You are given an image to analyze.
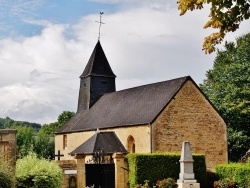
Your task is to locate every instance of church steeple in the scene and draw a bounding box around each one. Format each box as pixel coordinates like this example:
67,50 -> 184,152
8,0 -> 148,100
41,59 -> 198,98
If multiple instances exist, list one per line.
77,41 -> 116,112
80,41 -> 116,78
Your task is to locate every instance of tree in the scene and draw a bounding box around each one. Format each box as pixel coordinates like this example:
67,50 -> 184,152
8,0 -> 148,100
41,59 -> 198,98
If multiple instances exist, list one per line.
16,152 -> 63,188
227,128 -> 249,162
178,0 -> 250,54
57,111 -> 75,125
13,126 -> 35,158
39,122 -> 60,136
33,111 -> 75,159
34,130 -> 55,159
200,33 -> 250,161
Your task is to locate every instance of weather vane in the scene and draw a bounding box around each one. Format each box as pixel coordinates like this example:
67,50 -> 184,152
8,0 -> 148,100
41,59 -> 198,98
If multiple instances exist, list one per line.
95,12 -> 105,40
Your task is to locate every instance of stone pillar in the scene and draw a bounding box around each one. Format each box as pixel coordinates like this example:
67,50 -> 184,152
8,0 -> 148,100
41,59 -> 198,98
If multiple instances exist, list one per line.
0,129 -> 17,167
177,141 -> 200,188
113,152 -> 126,188
75,154 -> 86,188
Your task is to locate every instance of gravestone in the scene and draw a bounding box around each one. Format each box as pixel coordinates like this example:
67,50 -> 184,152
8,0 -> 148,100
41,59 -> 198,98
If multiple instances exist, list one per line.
177,141 -> 200,188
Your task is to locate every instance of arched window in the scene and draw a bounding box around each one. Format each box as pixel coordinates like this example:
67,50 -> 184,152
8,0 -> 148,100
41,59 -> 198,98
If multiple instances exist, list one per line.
127,136 -> 135,153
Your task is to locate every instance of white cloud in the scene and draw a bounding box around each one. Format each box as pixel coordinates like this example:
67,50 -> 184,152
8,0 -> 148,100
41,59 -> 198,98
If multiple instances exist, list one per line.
93,6 -> 216,87
0,2 -> 249,124
0,23 -> 80,123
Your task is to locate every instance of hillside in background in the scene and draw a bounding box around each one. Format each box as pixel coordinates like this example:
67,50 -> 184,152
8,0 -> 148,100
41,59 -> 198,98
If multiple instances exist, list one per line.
0,117 -> 41,131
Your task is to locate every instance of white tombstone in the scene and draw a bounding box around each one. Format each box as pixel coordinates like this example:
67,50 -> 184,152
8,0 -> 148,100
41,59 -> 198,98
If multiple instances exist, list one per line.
177,141 -> 200,188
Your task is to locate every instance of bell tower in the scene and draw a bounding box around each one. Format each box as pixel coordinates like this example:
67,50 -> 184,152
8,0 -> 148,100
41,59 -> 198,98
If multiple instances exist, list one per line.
77,41 -> 116,112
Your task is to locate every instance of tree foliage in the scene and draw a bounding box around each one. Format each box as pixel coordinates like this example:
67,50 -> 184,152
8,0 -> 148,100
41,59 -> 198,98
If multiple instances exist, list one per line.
13,125 -> 55,159
227,128 -> 249,162
200,33 -> 250,161
13,126 -> 35,158
34,111 -> 75,159
39,122 -> 60,136
57,111 -> 75,125
16,153 -> 63,188
178,0 -> 250,54
34,130 -> 55,159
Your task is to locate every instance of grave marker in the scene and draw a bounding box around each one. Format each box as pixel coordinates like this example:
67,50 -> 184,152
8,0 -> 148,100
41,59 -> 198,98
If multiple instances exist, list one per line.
177,141 -> 200,188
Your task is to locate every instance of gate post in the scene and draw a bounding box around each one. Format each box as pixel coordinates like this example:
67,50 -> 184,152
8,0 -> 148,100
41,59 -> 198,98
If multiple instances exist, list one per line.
75,154 -> 86,188
113,152 -> 126,188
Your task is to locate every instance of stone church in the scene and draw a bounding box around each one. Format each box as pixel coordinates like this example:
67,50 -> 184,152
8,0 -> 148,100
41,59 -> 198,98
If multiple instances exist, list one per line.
55,40 -> 227,187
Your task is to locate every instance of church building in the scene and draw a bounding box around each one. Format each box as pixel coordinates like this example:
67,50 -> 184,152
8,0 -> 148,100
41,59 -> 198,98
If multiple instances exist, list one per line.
55,40 -> 227,187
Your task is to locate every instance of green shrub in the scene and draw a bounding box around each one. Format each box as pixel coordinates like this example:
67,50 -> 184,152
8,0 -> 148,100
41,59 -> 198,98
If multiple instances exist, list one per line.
0,159 -> 15,188
16,152 -> 63,188
216,163 -> 250,188
126,153 -> 207,188
214,178 -> 238,188
156,178 -> 178,188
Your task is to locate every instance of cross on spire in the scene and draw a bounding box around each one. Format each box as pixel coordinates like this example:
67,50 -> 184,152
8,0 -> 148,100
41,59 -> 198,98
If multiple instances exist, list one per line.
95,12 -> 105,40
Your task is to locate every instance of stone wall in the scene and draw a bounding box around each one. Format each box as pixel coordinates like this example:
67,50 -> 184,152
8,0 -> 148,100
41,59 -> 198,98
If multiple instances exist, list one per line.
55,131 -> 95,160
0,129 -> 17,167
152,80 -> 227,170
108,125 -> 150,153
55,125 -> 150,160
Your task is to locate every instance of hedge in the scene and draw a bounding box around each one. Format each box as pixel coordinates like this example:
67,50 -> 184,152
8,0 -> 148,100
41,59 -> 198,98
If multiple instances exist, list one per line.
126,153 -> 207,188
216,163 -> 250,187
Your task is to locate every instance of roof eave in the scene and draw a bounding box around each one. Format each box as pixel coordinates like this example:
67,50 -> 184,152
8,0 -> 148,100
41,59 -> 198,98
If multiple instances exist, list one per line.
55,123 -> 150,135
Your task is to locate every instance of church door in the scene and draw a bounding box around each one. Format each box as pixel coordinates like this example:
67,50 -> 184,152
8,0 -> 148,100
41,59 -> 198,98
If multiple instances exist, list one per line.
85,163 -> 115,188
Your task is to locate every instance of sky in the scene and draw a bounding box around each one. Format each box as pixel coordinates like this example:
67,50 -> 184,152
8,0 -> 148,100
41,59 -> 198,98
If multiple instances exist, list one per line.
0,0 -> 249,124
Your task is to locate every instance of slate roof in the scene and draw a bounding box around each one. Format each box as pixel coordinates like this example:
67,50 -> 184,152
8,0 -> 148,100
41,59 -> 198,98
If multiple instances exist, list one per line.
56,76 -> 192,134
69,132 -> 127,155
80,40 -> 116,78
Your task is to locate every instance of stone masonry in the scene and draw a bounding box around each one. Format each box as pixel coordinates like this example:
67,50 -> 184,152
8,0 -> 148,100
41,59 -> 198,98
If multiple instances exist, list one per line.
152,80 -> 227,170
55,125 -> 151,160
0,129 -> 17,167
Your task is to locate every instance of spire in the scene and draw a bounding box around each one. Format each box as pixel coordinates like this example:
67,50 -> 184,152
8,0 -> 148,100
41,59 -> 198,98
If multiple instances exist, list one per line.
80,41 -> 116,78
77,41 -> 116,112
